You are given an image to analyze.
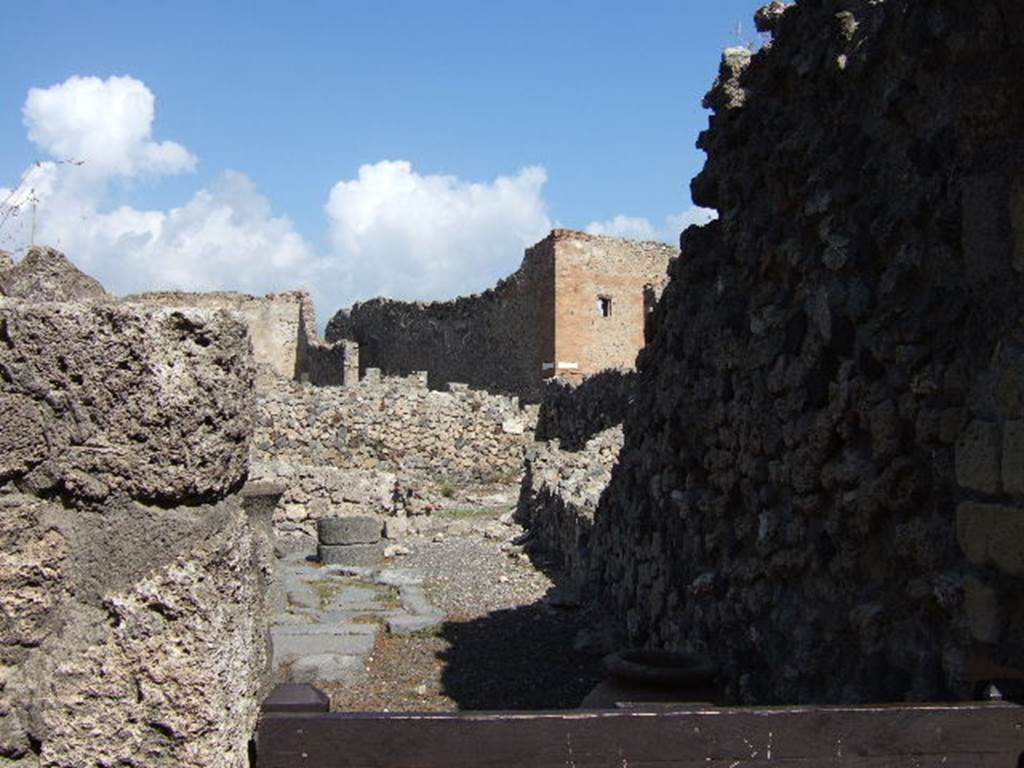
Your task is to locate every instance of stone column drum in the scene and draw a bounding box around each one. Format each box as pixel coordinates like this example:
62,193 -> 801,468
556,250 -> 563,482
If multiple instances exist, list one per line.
317,516 -> 384,566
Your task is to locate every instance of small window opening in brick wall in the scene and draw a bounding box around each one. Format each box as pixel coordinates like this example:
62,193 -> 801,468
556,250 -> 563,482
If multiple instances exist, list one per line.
598,296 -> 612,318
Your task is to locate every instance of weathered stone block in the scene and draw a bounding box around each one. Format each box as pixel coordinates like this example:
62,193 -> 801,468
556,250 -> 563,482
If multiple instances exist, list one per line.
318,516 -> 382,545
0,494 -> 271,767
317,542 -> 383,566
956,502 -> 1024,576
939,408 -> 968,444
0,301 -> 254,504
383,516 -> 409,540
1002,421 -> 1024,496
955,420 -> 1002,494
0,246 -> 107,301
386,614 -> 444,636
964,576 -> 1002,644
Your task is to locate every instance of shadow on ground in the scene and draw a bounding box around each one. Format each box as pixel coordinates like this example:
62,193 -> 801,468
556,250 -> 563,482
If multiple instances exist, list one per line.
436,550 -> 607,710
436,601 -> 603,709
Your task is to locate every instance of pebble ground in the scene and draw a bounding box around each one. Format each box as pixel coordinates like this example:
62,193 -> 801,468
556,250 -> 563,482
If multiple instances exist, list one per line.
324,506 -> 604,712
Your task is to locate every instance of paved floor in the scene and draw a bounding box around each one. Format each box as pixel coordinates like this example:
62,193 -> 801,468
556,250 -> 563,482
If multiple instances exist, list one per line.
271,553 -> 445,685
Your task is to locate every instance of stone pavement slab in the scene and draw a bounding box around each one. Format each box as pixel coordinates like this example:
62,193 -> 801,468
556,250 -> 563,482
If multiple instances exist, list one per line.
289,653 -> 366,684
272,629 -> 376,662
375,568 -> 425,587
273,621 -> 379,637
386,614 -> 445,636
399,585 -> 436,616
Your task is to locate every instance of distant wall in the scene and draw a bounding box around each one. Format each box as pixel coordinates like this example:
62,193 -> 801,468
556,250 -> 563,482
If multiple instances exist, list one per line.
325,231 -> 674,401
535,369 -> 635,451
326,239 -> 556,401
251,371 -> 537,539
127,290 -> 354,385
551,233 -> 675,383
126,290 -> 308,379
295,293 -> 357,386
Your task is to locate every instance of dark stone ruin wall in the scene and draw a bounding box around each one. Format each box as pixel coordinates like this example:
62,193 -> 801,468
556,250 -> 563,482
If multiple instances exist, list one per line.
534,369 -> 635,450
517,426 -> 623,591
518,369 -> 633,591
584,0 -> 1024,705
295,293 -> 357,386
326,239 -> 556,402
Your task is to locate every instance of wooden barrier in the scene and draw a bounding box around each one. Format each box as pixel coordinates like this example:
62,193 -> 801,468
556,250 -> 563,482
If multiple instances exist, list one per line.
255,684 -> 1024,767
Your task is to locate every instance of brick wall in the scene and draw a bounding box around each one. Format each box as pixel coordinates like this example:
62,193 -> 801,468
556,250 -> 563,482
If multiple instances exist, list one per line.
549,231 -> 675,382
325,231 -> 674,401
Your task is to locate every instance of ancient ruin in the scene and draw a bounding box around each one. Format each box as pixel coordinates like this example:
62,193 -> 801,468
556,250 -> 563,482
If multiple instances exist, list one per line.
523,0 -> 1024,705
4,0 -> 1024,764
326,229 -> 676,401
0,251 -> 271,766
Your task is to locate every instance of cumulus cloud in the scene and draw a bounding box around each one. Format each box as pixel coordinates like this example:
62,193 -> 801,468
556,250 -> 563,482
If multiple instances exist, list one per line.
4,74 -> 704,325
584,214 -> 660,241
2,76 -> 313,299
586,205 -> 716,244
33,171 -> 316,297
3,77 -> 553,314
23,76 -> 196,179
323,160 -> 551,303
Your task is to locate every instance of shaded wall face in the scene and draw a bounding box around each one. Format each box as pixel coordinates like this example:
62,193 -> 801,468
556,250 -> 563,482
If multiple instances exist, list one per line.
552,237 -> 673,380
587,0 -> 1024,705
530,238 -> 557,387
325,243 -> 557,402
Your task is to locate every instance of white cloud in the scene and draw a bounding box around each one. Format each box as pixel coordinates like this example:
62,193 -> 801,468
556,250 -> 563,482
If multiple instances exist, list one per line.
23,76 -> 196,179
584,214 -> 659,241
665,206 -> 718,234
586,205 -> 716,244
34,171 -> 316,297
4,78 -> 553,315
323,160 -> 551,303
4,74 -> 706,326
3,76 -> 313,299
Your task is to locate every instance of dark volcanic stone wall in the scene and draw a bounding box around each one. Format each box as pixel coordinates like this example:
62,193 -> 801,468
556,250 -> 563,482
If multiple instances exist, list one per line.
590,0 -> 1024,704
535,369 -> 634,450
326,240 -> 555,402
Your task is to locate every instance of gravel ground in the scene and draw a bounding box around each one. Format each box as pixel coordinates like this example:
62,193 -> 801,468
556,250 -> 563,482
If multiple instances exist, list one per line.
326,503 -> 604,712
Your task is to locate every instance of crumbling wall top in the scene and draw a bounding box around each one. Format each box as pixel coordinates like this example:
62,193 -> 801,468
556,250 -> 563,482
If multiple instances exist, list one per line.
0,246 -> 108,301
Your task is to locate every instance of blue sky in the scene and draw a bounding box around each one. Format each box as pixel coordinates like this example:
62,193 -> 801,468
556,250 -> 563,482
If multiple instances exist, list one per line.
0,0 -> 765,316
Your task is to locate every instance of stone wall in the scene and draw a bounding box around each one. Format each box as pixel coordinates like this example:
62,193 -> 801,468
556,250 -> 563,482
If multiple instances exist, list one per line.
326,237 -> 556,401
125,290 -> 308,379
125,289 -> 354,385
534,369 -> 635,451
517,427 -> 623,589
574,0 -> 1024,705
325,230 -> 674,402
0,297 -> 271,766
251,370 -> 537,541
516,0 -> 1024,708
295,294 -> 358,386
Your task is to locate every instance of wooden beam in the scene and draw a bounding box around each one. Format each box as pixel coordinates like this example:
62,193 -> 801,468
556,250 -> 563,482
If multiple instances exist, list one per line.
256,701 -> 1024,767
261,683 -> 330,714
